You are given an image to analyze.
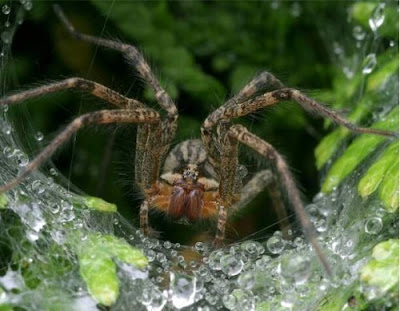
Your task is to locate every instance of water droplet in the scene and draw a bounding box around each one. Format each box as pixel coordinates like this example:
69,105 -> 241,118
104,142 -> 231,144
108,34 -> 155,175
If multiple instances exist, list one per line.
2,5 -> 10,15
255,255 -> 271,269
195,241 -> 206,253
281,294 -> 296,308
3,146 -> 13,158
163,241 -> 172,249
222,289 -> 255,311
266,235 -> 285,254
49,203 -> 60,214
220,254 -> 244,276
1,31 -> 11,44
205,292 -> 218,305
315,218 -> 327,232
48,168 -> 58,177
4,21 -> 10,28
16,13 -> 23,25
270,0 -> 279,10
240,240 -> 264,258
27,230 -> 39,241
290,2 -> 301,17
34,131 -> 44,141
170,273 -> 197,309
362,53 -> 377,74
146,250 -> 155,262
333,41 -> 343,56
208,249 -> 224,270
156,252 -> 167,264
60,210 -> 75,223
139,285 -> 167,311
293,237 -> 306,249
23,1 -> 32,10
1,120 -> 11,134
352,25 -> 366,41
369,3 -> 385,32
319,278 -> 331,291
16,150 -> 29,167
365,217 -> 382,234
51,230 -> 66,245
237,271 -> 256,290
31,180 -> 45,194
389,40 -> 395,47
280,254 -> 311,285
343,66 -> 355,79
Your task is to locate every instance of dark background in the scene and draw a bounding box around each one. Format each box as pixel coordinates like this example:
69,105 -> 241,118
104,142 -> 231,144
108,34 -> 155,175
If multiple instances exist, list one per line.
4,1 -> 346,244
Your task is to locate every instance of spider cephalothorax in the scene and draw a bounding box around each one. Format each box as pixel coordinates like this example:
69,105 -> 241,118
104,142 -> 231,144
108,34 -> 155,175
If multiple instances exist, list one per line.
0,5 -> 396,276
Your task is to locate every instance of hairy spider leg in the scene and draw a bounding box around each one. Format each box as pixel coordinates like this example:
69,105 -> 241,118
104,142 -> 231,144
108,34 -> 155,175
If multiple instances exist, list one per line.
228,169 -> 292,238
53,4 -> 178,144
227,124 -> 331,275
53,5 -> 180,233
202,72 -> 396,275
205,71 -> 285,166
0,77 -> 145,109
0,109 -> 160,194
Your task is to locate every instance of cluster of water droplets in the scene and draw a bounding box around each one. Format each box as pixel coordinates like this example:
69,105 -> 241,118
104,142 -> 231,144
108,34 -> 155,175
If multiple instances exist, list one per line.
330,2 -> 394,79
96,182 -> 394,310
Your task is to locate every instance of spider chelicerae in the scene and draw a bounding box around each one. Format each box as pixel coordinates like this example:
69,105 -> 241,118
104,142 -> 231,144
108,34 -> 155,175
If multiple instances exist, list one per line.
0,5 -> 396,275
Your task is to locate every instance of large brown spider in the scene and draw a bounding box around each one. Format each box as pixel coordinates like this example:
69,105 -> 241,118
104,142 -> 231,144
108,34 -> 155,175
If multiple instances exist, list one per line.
0,5 -> 396,275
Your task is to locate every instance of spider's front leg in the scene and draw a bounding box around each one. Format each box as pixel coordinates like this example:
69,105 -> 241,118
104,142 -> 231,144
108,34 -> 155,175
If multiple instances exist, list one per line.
0,109 -> 160,194
52,6 -> 179,235
211,122 -> 240,247
227,124 -> 331,275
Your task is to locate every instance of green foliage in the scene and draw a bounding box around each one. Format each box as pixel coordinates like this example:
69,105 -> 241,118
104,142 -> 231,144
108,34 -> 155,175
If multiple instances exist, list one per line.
361,239 -> 399,297
315,50 -> 398,169
74,233 -> 148,306
82,196 -> 117,213
352,2 -> 398,38
322,107 -> 398,193
358,142 -> 398,207
0,193 -> 8,209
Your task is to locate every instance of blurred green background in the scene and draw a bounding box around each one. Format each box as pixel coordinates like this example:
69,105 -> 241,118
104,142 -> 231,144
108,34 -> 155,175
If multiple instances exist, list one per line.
4,1 -> 358,244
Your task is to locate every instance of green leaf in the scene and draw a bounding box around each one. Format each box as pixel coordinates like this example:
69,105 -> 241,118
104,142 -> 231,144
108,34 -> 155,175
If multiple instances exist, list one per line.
75,232 -> 148,305
79,253 -> 119,306
83,196 -> 117,213
361,239 -> 399,293
0,288 -> 12,311
366,57 -> 399,92
0,193 -> 8,209
95,234 -> 149,269
322,107 -> 398,193
358,142 -> 398,198
316,54 -> 398,169
378,160 -> 399,212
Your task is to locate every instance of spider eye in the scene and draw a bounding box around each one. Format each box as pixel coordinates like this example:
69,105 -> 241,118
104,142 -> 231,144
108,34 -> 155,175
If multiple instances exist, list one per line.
182,167 -> 199,181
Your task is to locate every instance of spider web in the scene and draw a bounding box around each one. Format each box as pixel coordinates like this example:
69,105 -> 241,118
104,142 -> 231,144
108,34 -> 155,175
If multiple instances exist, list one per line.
0,2 -> 398,311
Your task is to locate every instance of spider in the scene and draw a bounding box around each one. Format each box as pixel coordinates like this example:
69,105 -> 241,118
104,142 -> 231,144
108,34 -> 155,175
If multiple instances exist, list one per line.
0,5 -> 396,276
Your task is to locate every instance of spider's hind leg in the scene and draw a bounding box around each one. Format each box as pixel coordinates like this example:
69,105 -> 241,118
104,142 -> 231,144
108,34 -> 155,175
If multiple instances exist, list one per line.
227,124 -> 332,276
230,169 -> 292,238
